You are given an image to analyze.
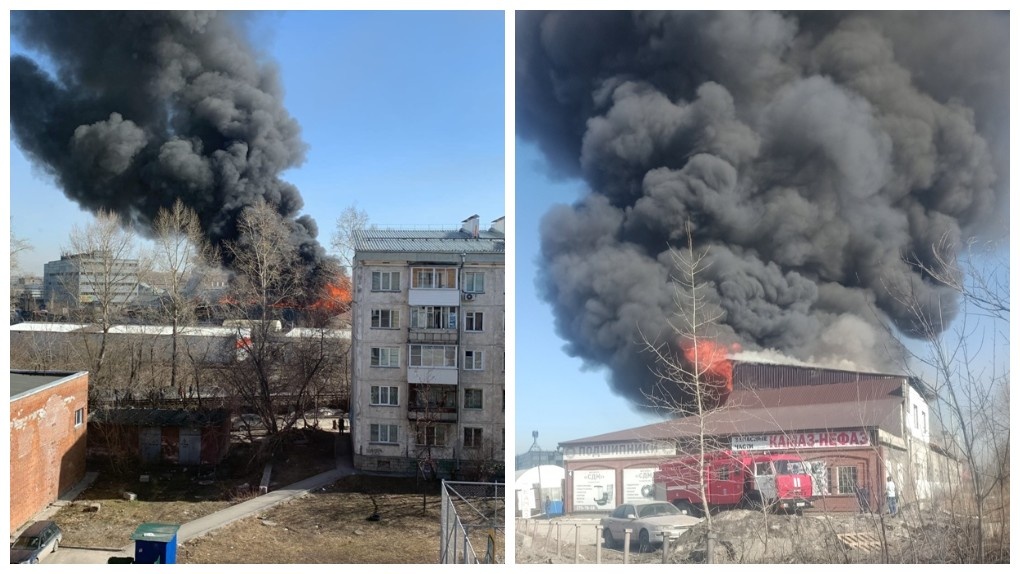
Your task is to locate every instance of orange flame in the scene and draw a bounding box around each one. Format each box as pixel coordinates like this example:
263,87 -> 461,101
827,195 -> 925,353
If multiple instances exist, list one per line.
679,337 -> 740,407
308,276 -> 352,314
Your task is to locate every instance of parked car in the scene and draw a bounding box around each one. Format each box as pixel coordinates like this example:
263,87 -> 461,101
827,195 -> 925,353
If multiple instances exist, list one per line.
599,502 -> 698,551
10,521 -> 62,564
231,413 -> 264,431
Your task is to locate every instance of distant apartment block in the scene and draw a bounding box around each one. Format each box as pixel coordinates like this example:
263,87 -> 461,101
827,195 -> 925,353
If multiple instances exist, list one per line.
350,215 -> 505,477
43,251 -> 141,310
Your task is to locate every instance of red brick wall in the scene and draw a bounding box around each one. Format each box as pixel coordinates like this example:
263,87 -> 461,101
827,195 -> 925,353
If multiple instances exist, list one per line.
9,374 -> 89,531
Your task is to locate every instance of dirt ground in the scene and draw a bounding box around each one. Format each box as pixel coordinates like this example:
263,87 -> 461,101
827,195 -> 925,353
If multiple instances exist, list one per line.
516,506 -> 1009,564
50,427 -> 504,563
176,474 -> 499,564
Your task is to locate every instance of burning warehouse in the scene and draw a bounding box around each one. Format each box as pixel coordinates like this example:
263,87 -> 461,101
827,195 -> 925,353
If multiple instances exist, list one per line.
559,359 -> 961,514
517,11 -> 1004,518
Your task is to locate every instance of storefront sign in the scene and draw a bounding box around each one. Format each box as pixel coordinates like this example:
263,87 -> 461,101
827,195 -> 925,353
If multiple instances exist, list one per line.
731,430 -> 870,451
622,467 -> 657,504
563,441 -> 674,461
572,469 -> 617,512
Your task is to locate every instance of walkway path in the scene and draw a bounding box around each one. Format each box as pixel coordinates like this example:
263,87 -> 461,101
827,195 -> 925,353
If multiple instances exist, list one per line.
41,432 -> 356,564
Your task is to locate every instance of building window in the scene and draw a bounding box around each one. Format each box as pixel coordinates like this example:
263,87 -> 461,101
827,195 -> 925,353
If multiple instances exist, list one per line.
370,386 -> 399,406
464,427 -> 483,448
370,424 -> 398,444
410,306 -> 457,329
922,411 -> 926,430
913,404 -> 918,428
409,385 -> 457,412
464,272 -> 485,293
717,465 -> 730,481
464,388 -> 483,409
416,424 -> 448,446
409,344 -> 457,368
464,350 -> 484,370
371,309 -> 399,329
835,466 -> 858,495
465,311 -> 484,332
370,347 -> 400,368
411,267 -> 457,289
371,271 -> 400,292
74,407 -> 84,427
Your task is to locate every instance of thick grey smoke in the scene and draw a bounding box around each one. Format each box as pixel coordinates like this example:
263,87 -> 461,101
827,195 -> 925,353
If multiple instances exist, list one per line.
518,11 -> 1008,410
10,11 -> 329,274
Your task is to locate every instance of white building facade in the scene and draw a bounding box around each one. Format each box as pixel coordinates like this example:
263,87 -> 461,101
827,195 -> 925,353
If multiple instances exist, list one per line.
43,251 -> 141,310
350,215 -> 505,478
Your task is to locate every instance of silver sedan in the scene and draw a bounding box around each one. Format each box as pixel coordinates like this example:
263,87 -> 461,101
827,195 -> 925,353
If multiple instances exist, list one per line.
600,501 -> 700,551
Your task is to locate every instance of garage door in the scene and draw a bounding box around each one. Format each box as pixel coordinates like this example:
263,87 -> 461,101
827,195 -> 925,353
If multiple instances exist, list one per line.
179,428 -> 202,465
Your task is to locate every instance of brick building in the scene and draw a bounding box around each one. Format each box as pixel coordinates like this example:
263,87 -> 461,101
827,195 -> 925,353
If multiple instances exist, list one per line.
9,370 -> 89,531
88,408 -> 232,466
559,361 -> 962,514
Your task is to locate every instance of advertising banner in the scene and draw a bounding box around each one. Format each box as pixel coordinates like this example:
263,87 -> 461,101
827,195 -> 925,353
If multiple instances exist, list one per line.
622,467 -> 657,504
731,430 -> 870,451
572,468 -> 617,512
563,441 -> 674,461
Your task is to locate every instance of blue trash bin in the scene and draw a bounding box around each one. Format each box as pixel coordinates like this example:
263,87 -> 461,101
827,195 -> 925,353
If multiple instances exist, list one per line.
131,523 -> 180,564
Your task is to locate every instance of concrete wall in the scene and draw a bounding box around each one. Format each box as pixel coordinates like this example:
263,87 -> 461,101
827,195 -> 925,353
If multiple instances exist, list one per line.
9,373 -> 89,531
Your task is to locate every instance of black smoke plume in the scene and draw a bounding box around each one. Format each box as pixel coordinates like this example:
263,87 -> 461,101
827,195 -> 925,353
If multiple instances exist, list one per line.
11,11 -> 331,278
517,11 -> 1008,410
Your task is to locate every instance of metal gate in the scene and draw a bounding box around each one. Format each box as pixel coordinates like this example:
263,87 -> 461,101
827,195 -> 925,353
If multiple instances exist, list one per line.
140,427 -> 162,463
179,428 -> 201,465
439,480 -> 505,564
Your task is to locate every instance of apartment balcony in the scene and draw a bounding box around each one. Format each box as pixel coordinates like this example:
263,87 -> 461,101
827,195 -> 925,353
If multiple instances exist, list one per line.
407,329 -> 458,345
407,406 -> 458,423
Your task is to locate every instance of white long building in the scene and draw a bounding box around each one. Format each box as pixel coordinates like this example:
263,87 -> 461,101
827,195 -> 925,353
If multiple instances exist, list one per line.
350,215 -> 505,478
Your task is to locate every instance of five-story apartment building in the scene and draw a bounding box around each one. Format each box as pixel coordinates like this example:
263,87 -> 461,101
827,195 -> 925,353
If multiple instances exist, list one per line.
350,215 -> 505,478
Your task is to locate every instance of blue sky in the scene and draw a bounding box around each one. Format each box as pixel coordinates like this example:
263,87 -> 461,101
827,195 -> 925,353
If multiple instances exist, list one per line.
515,139 -> 664,452
8,10 -> 506,274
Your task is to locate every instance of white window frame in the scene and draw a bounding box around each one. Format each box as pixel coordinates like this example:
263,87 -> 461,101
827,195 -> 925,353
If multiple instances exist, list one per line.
464,349 -> 484,371
74,407 -> 84,427
464,271 -> 485,293
416,424 -> 448,446
371,309 -> 399,329
464,427 -> 483,448
370,385 -> 399,406
465,311 -> 484,332
464,388 -> 483,410
371,270 -> 401,292
411,267 -> 458,289
410,306 -> 457,329
409,344 -> 458,368
370,347 -> 400,368
370,423 -> 399,444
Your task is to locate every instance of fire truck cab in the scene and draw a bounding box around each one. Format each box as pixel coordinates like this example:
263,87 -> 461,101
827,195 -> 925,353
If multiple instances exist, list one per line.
653,451 -> 814,516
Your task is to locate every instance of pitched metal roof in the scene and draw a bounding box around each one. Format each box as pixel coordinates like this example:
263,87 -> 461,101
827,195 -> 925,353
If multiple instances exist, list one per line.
561,379 -> 905,446
91,407 -> 230,427
353,228 -> 505,255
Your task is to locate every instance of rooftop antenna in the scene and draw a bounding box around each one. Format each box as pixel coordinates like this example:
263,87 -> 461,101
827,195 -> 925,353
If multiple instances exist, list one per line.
529,430 -> 542,452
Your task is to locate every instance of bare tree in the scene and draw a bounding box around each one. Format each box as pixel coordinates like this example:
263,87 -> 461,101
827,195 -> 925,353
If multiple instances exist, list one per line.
641,222 -> 730,536
61,211 -> 148,400
222,199 -> 308,438
331,204 -> 369,273
10,228 -> 32,274
894,240 -> 1010,562
151,199 -> 215,396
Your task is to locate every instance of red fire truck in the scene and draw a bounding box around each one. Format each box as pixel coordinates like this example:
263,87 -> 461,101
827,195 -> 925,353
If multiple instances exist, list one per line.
653,450 -> 815,516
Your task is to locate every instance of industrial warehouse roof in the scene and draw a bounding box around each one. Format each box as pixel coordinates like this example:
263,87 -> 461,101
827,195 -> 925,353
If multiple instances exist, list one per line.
352,227 -> 505,255
11,322 -> 349,339
561,378 -> 905,446
10,370 -> 87,401
91,407 -> 230,427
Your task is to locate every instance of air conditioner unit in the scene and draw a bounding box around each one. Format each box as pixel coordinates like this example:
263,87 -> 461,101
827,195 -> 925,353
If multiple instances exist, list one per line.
462,292 -> 475,301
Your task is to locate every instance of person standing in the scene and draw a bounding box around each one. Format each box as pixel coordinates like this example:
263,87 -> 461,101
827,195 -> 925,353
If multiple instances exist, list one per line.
855,481 -> 870,514
886,476 -> 897,517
